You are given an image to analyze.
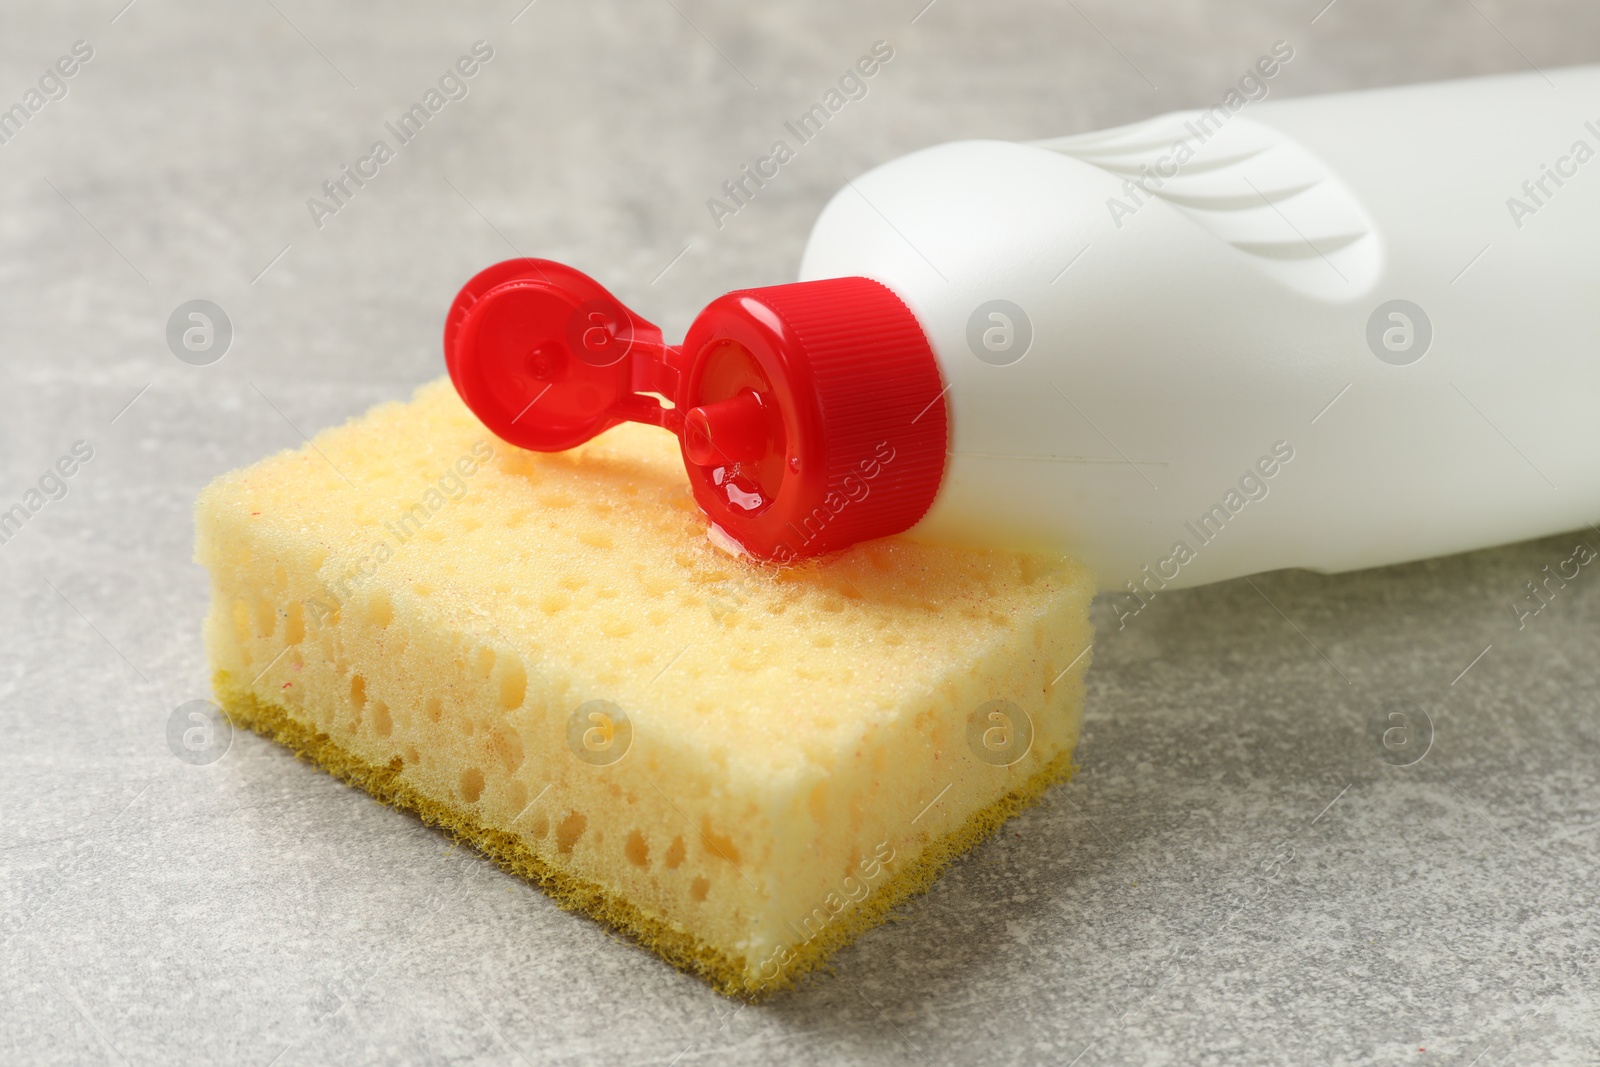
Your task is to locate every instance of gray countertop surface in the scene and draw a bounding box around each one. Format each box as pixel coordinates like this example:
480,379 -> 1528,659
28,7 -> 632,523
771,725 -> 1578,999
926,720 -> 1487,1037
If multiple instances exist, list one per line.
3,1 -> 1597,1063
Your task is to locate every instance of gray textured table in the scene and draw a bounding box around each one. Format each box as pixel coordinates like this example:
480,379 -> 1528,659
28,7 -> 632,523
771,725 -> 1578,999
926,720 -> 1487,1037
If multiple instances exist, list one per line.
3,1 -> 1597,1063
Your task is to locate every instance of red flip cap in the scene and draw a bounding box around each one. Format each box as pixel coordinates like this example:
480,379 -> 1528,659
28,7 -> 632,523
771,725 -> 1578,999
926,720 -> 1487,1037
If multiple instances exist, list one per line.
444,258 -> 948,562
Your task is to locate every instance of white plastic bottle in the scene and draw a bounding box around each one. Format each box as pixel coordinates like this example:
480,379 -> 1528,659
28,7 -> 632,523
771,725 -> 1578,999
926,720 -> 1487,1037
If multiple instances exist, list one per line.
798,63 -> 1600,590
447,64 -> 1600,590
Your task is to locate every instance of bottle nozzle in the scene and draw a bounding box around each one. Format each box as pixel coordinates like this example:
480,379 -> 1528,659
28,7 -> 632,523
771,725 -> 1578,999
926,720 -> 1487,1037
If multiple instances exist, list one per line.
683,392 -> 771,466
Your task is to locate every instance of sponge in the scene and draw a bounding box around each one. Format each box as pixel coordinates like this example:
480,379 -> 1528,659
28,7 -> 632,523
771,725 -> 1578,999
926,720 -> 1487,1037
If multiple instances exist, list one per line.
196,378 -> 1093,996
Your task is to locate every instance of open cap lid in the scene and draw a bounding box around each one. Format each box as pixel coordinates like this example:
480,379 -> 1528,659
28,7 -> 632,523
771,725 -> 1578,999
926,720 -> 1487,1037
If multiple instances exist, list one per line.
444,257 -> 949,562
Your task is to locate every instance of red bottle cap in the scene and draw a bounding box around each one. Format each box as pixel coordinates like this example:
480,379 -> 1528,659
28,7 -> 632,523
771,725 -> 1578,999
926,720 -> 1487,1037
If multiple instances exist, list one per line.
444,258 -> 948,561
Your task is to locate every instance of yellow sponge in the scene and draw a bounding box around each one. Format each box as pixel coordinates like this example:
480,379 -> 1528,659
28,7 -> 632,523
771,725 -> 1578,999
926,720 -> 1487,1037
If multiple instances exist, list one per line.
196,378 -> 1093,996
